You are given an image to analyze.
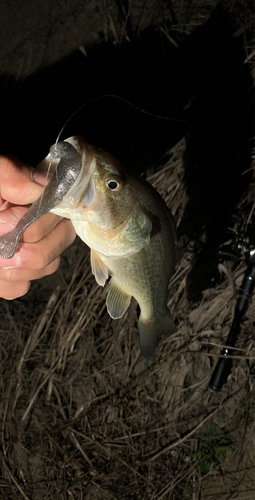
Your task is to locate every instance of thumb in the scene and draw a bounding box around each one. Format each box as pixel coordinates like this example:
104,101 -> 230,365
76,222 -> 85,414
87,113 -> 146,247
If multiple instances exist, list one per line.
0,155 -> 50,206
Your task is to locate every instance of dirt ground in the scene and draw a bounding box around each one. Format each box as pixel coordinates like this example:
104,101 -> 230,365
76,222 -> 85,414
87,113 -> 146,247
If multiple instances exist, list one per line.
0,1 -> 255,499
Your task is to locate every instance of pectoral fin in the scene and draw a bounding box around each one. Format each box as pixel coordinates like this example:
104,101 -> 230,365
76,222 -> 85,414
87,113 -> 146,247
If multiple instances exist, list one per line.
91,250 -> 109,286
106,280 -> 131,319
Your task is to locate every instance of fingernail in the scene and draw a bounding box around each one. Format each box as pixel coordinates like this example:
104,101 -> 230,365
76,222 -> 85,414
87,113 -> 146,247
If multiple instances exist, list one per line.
32,170 -> 52,186
0,253 -> 21,269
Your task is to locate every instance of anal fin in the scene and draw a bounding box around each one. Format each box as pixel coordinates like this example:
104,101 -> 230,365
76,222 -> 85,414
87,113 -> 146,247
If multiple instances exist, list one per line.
106,280 -> 131,319
91,250 -> 109,286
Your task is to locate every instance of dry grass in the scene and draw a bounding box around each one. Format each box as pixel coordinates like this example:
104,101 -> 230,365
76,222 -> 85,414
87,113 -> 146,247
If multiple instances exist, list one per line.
1,1 -> 255,497
0,133 -> 255,499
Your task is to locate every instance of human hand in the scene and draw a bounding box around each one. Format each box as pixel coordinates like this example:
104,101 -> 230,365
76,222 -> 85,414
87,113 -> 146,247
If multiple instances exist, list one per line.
0,155 -> 76,299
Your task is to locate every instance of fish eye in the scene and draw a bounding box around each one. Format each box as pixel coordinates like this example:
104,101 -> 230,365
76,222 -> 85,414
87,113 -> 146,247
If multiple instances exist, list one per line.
105,177 -> 123,191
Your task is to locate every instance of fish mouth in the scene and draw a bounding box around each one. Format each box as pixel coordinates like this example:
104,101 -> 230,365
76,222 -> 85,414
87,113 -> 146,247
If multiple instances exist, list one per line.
63,136 -> 89,197
49,136 -> 96,217
64,136 -> 96,205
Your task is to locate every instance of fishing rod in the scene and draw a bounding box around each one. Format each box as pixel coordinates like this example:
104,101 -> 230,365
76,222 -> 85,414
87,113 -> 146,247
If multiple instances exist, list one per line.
209,214 -> 255,391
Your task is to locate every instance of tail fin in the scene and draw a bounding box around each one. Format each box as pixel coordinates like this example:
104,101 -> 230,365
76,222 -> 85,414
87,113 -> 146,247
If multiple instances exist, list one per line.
138,310 -> 175,358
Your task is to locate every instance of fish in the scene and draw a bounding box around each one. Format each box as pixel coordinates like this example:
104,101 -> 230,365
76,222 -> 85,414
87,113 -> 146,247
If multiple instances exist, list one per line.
0,136 -> 178,357
50,136 -> 178,357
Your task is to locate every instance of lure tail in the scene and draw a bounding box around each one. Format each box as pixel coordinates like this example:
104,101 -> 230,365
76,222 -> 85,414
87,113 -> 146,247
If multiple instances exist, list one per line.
138,310 -> 175,358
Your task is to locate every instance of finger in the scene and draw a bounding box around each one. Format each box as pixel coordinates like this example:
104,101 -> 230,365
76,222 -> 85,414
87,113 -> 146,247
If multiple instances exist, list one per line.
0,205 -> 63,243
0,218 -> 76,271
0,256 -> 61,283
0,280 -> 31,300
0,155 -> 50,205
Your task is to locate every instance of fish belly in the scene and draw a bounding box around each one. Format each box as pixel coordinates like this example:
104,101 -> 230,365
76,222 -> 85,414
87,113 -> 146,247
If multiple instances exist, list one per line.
101,219 -> 176,320
101,224 -> 176,357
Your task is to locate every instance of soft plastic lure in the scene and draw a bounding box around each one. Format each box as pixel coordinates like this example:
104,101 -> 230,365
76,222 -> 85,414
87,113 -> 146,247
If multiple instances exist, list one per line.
0,141 -> 81,259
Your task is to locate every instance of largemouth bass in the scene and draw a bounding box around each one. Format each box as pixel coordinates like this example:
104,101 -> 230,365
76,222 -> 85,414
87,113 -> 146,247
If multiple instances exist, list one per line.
0,136 -> 178,357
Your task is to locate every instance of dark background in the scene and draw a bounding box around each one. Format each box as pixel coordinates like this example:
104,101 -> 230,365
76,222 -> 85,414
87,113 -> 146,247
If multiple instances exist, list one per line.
0,5 -> 254,300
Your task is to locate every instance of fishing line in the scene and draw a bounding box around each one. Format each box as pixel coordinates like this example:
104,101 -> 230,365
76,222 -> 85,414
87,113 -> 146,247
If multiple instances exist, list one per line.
39,95 -> 192,212
55,94 -> 194,145
50,95 -> 193,212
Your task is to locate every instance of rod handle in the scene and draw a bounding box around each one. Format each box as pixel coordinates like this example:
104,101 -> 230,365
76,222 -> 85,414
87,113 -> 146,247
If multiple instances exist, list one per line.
209,356 -> 232,391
